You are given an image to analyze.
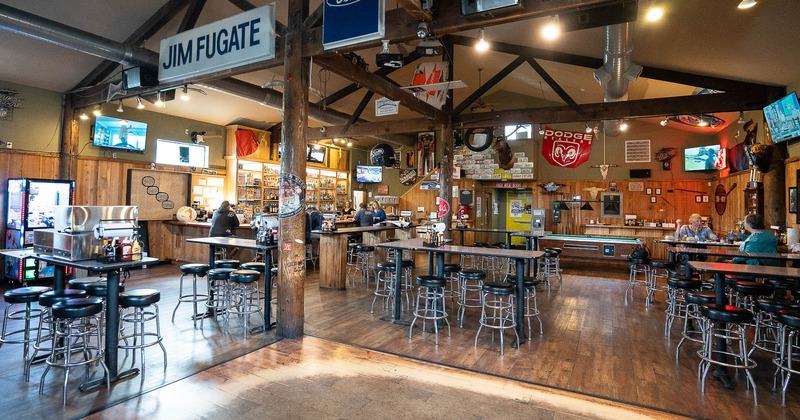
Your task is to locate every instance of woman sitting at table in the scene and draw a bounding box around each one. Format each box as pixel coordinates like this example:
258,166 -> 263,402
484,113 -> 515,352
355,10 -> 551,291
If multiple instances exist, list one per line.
675,213 -> 718,242
731,213 -> 779,266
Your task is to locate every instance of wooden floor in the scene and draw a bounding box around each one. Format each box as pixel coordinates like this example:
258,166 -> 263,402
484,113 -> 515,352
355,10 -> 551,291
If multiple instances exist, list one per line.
1,260 -> 799,419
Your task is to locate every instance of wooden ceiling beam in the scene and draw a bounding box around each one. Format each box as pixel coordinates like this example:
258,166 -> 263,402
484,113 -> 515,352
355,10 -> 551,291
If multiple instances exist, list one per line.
396,0 -> 433,21
525,56 -> 581,113
316,53 -> 448,123
178,0 -> 206,33
453,56 -> 526,115
307,117 -> 444,141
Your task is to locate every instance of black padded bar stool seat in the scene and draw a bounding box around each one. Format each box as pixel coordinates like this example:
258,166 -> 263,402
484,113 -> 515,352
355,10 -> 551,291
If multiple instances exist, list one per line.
84,281 -> 124,298
119,289 -> 161,307
544,247 -> 562,254
667,278 -> 703,290
179,263 -> 210,275
685,292 -> 716,305
443,264 -> 461,273
777,309 -> 800,329
765,278 -> 795,291
51,297 -> 104,319
67,277 -> 103,291
756,298 -> 800,314
207,268 -> 236,280
401,259 -> 415,268
459,270 -> 486,279
240,262 -> 266,272
702,304 -> 754,324
482,282 -> 514,295
4,286 -> 52,304
472,242 -> 489,247
416,275 -> 445,288
214,259 -> 240,269
376,262 -> 398,272
522,276 -> 540,287
650,260 -> 673,269
356,245 -> 375,253
629,258 -> 651,265
733,281 -> 774,296
229,269 -> 261,283
38,290 -> 86,307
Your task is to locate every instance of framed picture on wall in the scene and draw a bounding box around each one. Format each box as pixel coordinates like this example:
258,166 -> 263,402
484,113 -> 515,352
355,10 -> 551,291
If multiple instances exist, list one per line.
789,187 -> 797,214
600,192 -> 623,218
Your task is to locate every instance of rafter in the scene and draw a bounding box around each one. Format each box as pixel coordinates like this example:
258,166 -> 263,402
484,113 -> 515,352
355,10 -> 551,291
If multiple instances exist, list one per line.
396,0 -> 432,21
178,0 -> 206,33
453,56 -> 526,115
525,56 -> 581,113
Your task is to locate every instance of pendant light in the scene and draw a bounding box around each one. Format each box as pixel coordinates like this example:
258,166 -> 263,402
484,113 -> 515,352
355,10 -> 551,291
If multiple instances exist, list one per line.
580,202 -> 594,211
475,28 -> 489,52
136,97 -> 145,109
557,201 -> 570,210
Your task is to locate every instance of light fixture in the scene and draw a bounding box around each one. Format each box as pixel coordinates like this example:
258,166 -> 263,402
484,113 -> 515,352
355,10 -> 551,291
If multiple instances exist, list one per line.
416,21 -> 429,39
660,117 -> 669,126
180,85 -> 190,101
541,15 -> 561,41
645,5 -> 664,22
619,120 -> 629,131
92,105 -> 102,117
79,110 -> 89,120
585,123 -> 593,133
697,116 -> 709,127
738,0 -> 756,9
538,124 -> 545,135
346,141 -> 352,147
154,92 -> 164,107
136,97 -> 145,109
475,28 -> 489,52
116,100 -> 124,113
313,144 -> 322,150
580,202 -> 594,211
738,111 -> 746,123
557,201 -> 570,210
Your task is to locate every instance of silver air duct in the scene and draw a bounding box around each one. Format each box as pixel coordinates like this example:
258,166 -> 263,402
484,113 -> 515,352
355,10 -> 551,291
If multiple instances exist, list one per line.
593,23 -> 642,136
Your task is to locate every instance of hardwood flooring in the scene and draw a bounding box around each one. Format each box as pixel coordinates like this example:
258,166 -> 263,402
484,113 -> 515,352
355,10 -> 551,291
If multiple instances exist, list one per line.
1,260 -> 799,419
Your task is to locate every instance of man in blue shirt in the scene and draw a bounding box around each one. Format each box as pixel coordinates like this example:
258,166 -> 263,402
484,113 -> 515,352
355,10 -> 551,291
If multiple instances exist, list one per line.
352,203 -> 374,227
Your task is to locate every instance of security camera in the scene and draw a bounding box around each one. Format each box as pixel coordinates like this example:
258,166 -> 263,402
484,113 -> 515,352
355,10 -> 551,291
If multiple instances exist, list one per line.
416,22 -> 429,39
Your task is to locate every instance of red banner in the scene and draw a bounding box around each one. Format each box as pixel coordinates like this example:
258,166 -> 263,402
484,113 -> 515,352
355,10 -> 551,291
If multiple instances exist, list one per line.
542,127 -> 594,168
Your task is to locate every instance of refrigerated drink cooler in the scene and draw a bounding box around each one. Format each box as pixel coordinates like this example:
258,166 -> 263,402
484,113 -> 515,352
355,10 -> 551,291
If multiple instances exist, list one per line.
4,178 -> 75,283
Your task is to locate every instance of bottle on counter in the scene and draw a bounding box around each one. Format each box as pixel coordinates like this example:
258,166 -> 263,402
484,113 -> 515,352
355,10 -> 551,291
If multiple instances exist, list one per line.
113,237 -> 122,260
104,238 -> 115,258
131,235 -> 142,260
121,238 -> 132,261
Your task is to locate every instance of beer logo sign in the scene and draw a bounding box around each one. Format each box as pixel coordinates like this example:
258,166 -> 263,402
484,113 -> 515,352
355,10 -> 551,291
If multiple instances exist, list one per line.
542,127 -> 594,168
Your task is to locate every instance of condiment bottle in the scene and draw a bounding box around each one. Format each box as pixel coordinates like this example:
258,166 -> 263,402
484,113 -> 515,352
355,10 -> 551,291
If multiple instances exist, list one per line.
131,235 -> 142,260
121,239 -> 132,261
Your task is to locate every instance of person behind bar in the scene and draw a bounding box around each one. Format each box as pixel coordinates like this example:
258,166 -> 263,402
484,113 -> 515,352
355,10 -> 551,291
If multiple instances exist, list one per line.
675,213 -> 718,242
731,213 -> 779,266
352,203 -> 374,227
209,200 -> 240,237
371,201 -> 386,223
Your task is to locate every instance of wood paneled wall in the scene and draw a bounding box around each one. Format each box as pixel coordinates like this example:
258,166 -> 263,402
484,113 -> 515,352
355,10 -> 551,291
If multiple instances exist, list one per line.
786,159 -> 800,230
714,170 -> 749,233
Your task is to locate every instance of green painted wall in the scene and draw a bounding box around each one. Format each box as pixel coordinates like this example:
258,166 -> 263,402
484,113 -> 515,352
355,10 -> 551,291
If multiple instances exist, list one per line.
0,80 -> 63,153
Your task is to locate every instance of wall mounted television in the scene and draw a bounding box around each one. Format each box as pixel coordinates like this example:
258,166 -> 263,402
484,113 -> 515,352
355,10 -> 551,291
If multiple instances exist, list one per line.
307,146 -> 326,163
93,116 -> 147,153
763,91 -> 800,143
356,165 -> 382,183
684,144 -> 725,171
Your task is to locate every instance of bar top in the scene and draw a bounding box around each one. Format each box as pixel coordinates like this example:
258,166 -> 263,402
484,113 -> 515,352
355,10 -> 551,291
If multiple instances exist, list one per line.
378,238 -> 544,260
656,239 -> 740,247
667,246 -> 800,260
314,225 -> 400,235
689,261 -> 800,279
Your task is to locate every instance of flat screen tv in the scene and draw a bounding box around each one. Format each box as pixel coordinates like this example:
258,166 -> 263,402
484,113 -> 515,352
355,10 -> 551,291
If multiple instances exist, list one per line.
93,116 -> 147,153
307,146 -> 326,163
763,91 -> 800,143
356,165 -> 382,183
684,144 -> 725,171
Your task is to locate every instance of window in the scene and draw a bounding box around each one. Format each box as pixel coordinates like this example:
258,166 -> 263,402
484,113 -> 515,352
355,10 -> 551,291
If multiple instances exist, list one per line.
505,124 -> 532,140
155,139 -> 208,168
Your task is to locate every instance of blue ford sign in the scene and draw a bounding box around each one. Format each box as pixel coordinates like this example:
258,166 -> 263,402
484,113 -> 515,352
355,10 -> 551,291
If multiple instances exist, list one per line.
323,0 -> 385,50
159,6 -> 275,83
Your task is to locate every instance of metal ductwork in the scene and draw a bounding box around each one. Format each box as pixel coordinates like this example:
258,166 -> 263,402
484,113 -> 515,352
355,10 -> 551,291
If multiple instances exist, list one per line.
0,4 -> 158,68
593,23 -> 642,136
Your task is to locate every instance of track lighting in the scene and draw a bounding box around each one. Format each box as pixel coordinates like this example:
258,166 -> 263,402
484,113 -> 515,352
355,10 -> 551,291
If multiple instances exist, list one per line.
154,92 -> 164,107
346,141 -> 352,147
645,5 -> 664,22
79,110 -> 89,120
738,0 -> 756,9
180,85 -> 190,101
660,117 -> 669,126
619,120 -> 629,131
475,28 -> 489,52
541,15 -> 561,40
585,123 -> 593,133
538,124 -> 545,135
738,111 -> 746,123
580,202 -> 594,211
92,105 -> 102,117
136,97 -> 144,109
116,100 -> 124,113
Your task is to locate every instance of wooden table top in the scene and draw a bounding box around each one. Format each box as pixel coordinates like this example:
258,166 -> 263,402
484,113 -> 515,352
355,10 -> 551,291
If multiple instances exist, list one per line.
656,239 -> 740,247
453,227 -> 519,234
378,238 -> 545,260
314,225 -> 400,235
187,237 -> 278,250
32,254 -> 159,271
689,261 -> 800,279
667,246 -> 800,260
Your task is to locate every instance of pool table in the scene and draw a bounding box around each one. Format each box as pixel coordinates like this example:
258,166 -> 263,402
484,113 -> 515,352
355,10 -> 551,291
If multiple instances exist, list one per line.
538,234 -> 641,261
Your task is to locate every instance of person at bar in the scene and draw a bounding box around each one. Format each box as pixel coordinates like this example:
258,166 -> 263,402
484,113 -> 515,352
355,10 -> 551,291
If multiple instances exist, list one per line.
731,213 -> 779,266
675,213 -> 718,242
209,200 -> 239,237
341,200 -> 356,217
371,201 -> 386,223
352,202 -> 374,227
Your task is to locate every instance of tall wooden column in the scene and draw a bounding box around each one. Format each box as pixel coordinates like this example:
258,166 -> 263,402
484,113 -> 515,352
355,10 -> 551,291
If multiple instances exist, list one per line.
764,143 -> 787,227
277,0 -> 309,338
439,122 -> 454,239
58,94 -> 79,181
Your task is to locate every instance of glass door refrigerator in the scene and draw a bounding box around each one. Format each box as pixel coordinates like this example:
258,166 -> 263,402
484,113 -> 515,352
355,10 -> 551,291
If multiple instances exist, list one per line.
4,178 -> 75,283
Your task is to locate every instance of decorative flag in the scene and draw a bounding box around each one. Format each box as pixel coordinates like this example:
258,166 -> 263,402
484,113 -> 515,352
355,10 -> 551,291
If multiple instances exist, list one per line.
235,129 -> 258,156
542,127 -> 593,168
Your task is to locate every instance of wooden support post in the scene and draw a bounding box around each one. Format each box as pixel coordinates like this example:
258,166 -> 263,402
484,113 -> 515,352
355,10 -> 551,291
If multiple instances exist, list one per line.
58,95 -> 79,181
764,143 -> 787,227
439,122 -> 454,239
277,0 -> 309,339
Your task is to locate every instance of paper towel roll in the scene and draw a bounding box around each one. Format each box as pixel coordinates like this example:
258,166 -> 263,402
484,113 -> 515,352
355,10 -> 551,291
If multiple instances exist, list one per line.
94,222 -> 135,239
787,227 -> 799,245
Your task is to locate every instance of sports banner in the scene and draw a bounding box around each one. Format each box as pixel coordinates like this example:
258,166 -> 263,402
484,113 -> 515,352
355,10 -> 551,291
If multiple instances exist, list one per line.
542,127 -> 594,168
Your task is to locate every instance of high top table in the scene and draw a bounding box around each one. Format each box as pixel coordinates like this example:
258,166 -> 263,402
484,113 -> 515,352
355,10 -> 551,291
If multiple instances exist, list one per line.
23,252 -> 158,391
453,227 -> 519,247
186,237 -> 278,332
668,246 -> 800,277
313,225 -> 405,289
378,238 -> 544,342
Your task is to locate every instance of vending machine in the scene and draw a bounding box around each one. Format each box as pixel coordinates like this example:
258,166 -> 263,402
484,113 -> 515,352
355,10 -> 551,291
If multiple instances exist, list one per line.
4,178 -> 75,283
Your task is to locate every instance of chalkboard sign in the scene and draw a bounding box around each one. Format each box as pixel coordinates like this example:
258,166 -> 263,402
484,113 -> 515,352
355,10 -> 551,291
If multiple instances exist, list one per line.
459,189 -> 474,206
127,169 -> 190,220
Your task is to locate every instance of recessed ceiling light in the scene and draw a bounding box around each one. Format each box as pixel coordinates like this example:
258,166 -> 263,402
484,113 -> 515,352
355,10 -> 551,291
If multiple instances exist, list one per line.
660,117 -> 669,126
738,0 -> 757,9
646,6 -> 664,22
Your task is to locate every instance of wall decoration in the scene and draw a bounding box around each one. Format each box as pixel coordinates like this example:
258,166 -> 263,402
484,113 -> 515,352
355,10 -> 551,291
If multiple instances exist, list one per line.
628,182 -> 644,192
790,187 -> 798,214
127,169 -> 189,220
583,187 -> 605,200
714,184 -> 727,215
650,196 -> 657,203
600,192 -> 623,218
541,126 -> 594,168
376,184 -> 389,195
399,169 -> 417,186
646,188 -> 652,195
538,182 -> 565,193
417,132 -> 435,176
655,188 -> 662,195
494,137 -> 517,169
695,195 -> 702,203
702,195 -> 709,203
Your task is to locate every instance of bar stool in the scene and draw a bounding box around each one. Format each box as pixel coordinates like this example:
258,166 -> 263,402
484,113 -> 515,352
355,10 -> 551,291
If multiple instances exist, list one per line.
39,297 -> 108,405
732,281 -> 774,313
774,309 -> 800,406
226,269 -> 264,339
457,269 -> 486,328
626,257 -> 650,303
442,264 -> 461,309
749,298 -> 800,359
346,243 -> 363,285
698,304 -> 757,405
354,245 -> 376,287
675,292 -> 715,361
647,260 -> 672,306
664,277 -> 703,337
372,262 -> 396,314
409,275 -> 450,345
67,276 -> 103,291
25,289 -> 87,382
200,268 -> 235,329
241,262 -> 267,301
0,286 -> 52,379
475,281 -> 519,356
520,276 -> 543,337
172,263 -> 210,328
214,259 -> 240,269
118,289 -> 167,385
538,248 -> 562,295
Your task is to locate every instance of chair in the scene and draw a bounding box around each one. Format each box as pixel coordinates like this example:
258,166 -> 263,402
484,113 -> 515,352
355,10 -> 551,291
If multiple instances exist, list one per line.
118,289 -> 167,384
409,275 -> 450,345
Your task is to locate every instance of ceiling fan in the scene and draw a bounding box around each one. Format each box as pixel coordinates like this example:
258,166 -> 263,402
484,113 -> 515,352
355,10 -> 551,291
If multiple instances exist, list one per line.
470,68 -> 494,113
